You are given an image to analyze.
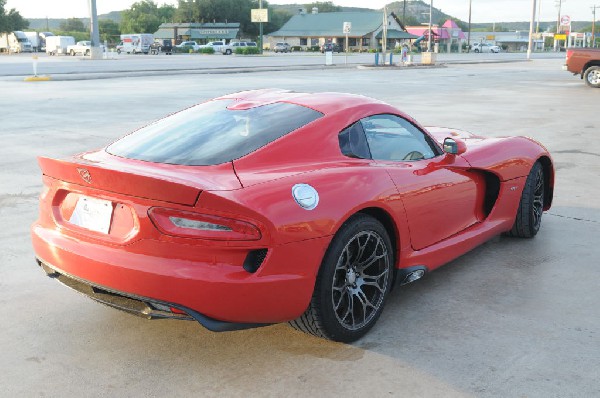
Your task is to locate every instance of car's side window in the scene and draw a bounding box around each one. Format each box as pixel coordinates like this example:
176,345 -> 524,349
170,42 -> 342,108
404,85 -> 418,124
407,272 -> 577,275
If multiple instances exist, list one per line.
360,114 -> 439,161
339,122 -> 371,159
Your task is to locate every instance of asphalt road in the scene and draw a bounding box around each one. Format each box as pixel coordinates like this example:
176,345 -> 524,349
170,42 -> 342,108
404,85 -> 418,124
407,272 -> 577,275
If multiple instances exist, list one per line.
1,55 -> 598,397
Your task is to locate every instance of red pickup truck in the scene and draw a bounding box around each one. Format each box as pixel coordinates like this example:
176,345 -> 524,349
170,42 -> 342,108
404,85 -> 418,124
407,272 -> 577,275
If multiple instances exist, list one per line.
564,48 -> 600,88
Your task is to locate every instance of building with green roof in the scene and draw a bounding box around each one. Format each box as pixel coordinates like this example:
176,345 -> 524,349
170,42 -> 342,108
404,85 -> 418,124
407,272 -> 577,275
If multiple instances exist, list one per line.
154,23 -> 240,44
265,10 -> 416,51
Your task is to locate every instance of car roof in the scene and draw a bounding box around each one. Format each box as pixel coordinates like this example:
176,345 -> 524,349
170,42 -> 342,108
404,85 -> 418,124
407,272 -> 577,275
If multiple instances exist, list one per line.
216,89 -> 391,116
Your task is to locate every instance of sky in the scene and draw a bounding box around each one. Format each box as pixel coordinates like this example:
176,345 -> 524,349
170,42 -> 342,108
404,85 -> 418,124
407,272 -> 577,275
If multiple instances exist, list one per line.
5,0 -> 597,23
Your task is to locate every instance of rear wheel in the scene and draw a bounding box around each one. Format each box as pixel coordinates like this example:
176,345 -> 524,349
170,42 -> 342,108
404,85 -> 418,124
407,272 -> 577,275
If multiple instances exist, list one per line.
289,214 -> 394,342
508,162 -> 545,238
584,66 -> 600,88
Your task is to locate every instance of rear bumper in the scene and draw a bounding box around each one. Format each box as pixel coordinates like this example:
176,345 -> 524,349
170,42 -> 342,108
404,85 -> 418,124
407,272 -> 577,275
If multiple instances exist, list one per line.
32,223 -> 330,325
36,259 -> 269,331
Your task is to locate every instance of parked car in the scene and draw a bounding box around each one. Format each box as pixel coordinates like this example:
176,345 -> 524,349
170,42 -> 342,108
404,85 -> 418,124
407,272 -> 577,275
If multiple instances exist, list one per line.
563,47 -> 600,88
198,41 -> 226,53
273,42 -> 291,53
321,42 -> 342,53
176,41 -> 200,51
221,41 -> 257,55
471,43 -> 501,53
32,89 -> 554,342
150,39 -> 172,55
67,41 -> 105,56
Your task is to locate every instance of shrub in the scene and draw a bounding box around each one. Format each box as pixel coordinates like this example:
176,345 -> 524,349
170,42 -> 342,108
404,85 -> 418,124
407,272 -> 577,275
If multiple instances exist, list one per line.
235,46 -> 260,55
198,47 -> 215,54
173,46 -> 194,53
291,46 -> 302,52
308,45 -> 320,52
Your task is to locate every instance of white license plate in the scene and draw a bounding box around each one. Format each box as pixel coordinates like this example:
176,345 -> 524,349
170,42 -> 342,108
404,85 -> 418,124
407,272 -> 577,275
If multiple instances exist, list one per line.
69,196 -> 113,234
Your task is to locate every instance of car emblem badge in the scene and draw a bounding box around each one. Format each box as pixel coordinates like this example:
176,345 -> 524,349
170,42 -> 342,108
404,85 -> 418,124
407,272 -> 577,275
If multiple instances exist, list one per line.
77,168 -> 92,184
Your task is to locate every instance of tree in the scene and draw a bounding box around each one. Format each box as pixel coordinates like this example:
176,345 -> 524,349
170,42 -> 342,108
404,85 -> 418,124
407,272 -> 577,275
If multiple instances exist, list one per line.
264,9 -> 292,34
0,0 -> 29,32
99,19 -> 121,44
174,0 -> 263,37
121,0 -> 175,33
304,1 -> 341,13
59,17 -> 86,32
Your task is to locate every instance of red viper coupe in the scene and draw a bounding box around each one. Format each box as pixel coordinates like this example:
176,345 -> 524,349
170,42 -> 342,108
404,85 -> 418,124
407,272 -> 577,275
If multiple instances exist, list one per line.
32,89 -> 554,342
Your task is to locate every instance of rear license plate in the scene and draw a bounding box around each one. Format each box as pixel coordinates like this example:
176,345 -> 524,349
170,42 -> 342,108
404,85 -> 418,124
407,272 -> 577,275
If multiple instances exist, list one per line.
69,196 -> 113,234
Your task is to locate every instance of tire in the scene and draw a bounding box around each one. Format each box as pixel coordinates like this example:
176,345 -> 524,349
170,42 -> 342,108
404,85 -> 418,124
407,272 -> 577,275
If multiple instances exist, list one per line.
85,49 -> 90,56
289,214 -> 394,342
507,162 -> 545,238
225,49 -> 232,55
474,48 -> 480,53
117,49 -> 121,54
583,66 -> 600,88
70,50 -> 75,56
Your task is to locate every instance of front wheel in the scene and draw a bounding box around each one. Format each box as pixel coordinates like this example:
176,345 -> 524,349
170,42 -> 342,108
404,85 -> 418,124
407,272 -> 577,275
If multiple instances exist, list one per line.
70,50 -> 75,56
584,66 -> 600,88
507,161 -> 545,238
289,214 -> 394,342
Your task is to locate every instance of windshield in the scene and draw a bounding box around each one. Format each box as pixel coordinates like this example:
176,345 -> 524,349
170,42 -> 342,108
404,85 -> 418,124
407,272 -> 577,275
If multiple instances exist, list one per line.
107,99 -> 322,166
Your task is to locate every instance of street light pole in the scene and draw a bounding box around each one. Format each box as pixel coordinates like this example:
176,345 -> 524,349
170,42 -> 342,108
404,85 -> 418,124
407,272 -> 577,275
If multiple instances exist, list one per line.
467,0 -> 472,52
527,0 -> 537,60
592,5 -> 598,48
428,0 -> 433,52
89,0 -> 101,59
259,0 -> 264,54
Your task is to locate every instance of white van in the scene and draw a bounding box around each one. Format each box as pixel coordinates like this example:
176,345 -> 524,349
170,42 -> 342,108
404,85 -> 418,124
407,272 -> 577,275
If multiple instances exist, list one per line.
117,34 -> 154,54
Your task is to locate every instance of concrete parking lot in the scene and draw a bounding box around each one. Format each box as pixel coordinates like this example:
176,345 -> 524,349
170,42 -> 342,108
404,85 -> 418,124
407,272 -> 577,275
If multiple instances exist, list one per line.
1,55 -> 598,397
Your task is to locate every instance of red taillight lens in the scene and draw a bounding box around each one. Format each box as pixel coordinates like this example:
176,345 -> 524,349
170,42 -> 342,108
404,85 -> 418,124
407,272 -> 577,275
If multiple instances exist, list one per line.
566,49 -> 573,61
148,207 -> 261,240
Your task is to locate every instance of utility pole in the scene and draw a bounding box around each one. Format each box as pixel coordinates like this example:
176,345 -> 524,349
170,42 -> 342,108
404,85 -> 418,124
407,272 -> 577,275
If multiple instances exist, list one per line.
89,0 -> 101,59
592,5 -> 598,48
556,0 -> 562,33
467,0 -> 472,52
527,0 -> 537,60
555,0 -> 564,51
259,0 -> 264,54
428,0 -> 433,52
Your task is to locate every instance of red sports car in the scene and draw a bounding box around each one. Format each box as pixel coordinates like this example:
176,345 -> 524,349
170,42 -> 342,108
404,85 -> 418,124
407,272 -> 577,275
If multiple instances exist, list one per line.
31,89 -> 554,342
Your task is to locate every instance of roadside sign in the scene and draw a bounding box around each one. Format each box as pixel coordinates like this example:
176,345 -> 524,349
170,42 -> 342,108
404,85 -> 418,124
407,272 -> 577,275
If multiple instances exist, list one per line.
251,9 -> 269,23
554,34 -> 567,40
560,15 -> 571,26
343,22 -> 351,34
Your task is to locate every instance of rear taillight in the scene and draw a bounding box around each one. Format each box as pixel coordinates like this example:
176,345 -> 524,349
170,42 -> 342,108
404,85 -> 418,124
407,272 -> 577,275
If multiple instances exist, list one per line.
566,49 -> 573,61
148,207 -> 261,240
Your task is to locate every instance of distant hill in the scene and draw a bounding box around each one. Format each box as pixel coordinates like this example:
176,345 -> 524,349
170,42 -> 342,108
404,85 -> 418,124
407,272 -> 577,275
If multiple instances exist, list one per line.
270,3 -> 372,15
25,3 -> 590,33
26,11 -> 121,31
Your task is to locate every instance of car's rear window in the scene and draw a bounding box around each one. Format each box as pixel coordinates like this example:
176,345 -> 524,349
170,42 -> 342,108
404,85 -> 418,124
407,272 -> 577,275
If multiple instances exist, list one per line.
106,99 -> 322,166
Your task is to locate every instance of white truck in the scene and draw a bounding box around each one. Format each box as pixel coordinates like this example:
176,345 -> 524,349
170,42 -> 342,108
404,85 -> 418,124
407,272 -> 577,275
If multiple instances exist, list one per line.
116,34 -> 154,54
46,36 -> 76,56
0,31 -> 33,53
24,32 -> 53,52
